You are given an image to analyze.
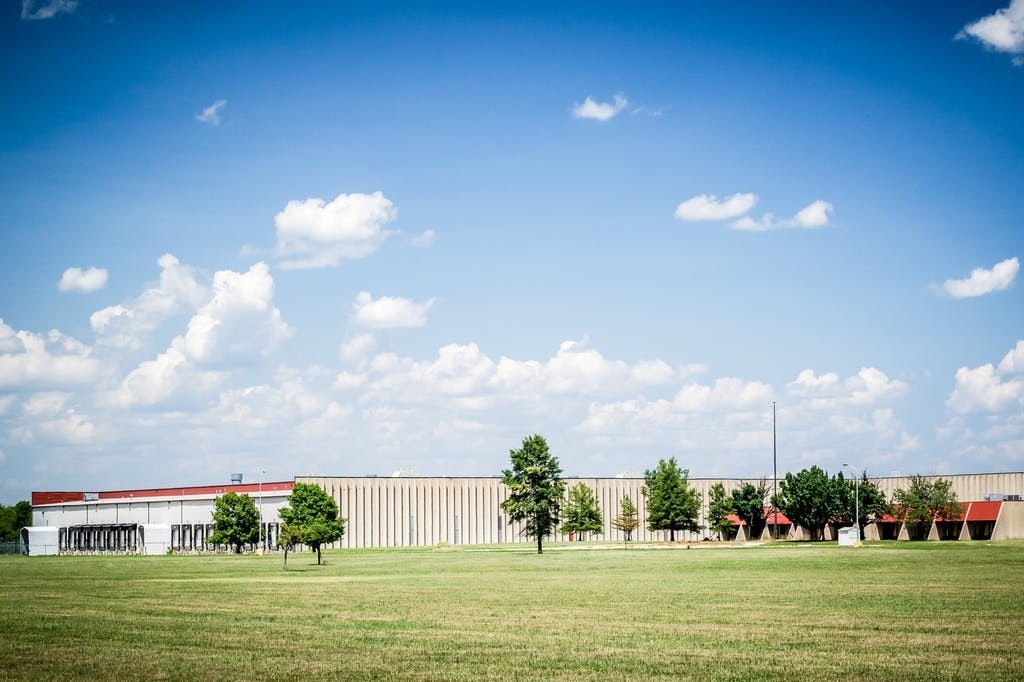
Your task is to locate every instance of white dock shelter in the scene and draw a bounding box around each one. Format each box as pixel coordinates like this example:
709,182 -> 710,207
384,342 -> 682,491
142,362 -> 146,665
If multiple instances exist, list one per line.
139,524 -> 171,555
21,526 -> 59,556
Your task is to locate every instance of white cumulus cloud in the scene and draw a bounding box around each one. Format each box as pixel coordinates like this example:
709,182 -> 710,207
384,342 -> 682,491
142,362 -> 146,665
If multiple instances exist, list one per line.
179,262 -> 291,366
352,292 -> 435,329
674,193 -> 758,221
21,0 -> 77,20
274,191 -> 396,269
0,320 -> 102,390
938,257 -> 1019,299
958,0 -> 1024,62
112,347 -> 223,408
108,262 -> 290,407
58,267 -> 107,293
411,229 -> 437,247
195,99 -> 227,126
341,333 -> 377,364
941,340 -> 1024,467
572,94 -> 629,121
947,363 -> 1024,415
730,200 -> 834,231
90,254 -> 208,350
999,340 -> 1024,373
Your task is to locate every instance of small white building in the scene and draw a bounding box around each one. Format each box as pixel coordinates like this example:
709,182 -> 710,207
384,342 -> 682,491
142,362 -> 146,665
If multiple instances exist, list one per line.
837,526 -> 860,546
21,526 -> 59,556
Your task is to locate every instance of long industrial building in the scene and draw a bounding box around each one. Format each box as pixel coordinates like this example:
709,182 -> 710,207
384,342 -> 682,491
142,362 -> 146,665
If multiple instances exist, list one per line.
25,471 -> 1024,554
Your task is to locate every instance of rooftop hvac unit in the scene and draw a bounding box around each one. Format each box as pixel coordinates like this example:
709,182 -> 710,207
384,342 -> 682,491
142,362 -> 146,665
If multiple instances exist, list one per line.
230,473 -> 243,484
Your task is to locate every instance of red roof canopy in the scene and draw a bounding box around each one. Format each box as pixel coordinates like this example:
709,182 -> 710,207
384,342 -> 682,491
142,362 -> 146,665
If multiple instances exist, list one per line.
965,501 -> 1002,522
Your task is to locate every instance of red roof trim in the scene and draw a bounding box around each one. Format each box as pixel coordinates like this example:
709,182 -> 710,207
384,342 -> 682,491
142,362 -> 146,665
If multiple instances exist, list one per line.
33,481 -> 294,506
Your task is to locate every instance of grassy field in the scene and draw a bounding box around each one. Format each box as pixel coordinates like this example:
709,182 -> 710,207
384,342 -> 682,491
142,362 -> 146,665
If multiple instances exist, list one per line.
1,541 -> 1022,681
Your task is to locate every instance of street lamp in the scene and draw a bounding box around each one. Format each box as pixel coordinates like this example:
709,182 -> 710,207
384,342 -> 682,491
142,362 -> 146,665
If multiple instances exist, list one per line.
843,463 -> 861,541
258,468 -> 266,553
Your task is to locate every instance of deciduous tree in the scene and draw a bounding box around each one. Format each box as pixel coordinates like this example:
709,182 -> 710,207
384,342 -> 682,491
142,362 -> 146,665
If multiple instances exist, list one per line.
891,475 -> 962,540
500,434 -> 565,554
562,482 -> 603,540
642,458 -> 702,541
846,473 -> 888,536
279,483 -> 346,565
731,480 -> 769,540
209,491 -> 259,553
0,501 -> 32,542
279,523 -> 303,569
611,495 -> 640,544
706,483 -> 734,540
773,466 -> 846,541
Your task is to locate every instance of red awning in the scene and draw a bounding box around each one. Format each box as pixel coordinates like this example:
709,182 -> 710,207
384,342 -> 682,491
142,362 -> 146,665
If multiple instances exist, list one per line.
965,501 -> 1002,522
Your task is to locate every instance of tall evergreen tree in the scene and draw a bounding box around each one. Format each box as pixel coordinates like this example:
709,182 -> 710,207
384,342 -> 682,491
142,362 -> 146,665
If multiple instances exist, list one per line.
611,494 -> 640,543
562,482 -> 603,540
642,458 -> 702,541
500,434 -> 565,554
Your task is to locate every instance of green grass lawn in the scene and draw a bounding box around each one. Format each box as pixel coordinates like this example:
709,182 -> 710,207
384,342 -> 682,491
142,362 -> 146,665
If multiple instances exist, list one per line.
1,541 -> 1022,680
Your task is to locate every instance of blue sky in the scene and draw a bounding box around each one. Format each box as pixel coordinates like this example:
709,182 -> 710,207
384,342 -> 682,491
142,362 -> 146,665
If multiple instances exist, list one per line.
1,1 -> 1023,501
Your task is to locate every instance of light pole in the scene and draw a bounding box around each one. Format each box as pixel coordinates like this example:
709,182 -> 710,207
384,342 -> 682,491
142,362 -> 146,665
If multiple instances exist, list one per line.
258,468 -> 266,553
843,463 -> 861,541
772,401 -> 777,540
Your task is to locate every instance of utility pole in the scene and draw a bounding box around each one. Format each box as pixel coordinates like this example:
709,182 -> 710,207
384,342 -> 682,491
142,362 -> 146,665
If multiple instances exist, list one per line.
843,463 -> 861,541
772,401 -> 778,540
258,468 -> 266,554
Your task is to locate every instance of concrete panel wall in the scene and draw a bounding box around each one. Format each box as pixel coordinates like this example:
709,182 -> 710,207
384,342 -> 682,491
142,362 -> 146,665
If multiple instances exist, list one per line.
992,501 -> 1024,540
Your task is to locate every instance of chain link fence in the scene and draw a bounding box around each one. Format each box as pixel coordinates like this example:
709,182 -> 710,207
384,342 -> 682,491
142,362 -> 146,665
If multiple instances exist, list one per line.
0,541 -> 23,555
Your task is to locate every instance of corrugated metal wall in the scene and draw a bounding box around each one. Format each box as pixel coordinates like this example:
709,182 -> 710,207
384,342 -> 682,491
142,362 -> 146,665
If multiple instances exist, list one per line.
298,473 -> 1024,548
299,476 -> 769,548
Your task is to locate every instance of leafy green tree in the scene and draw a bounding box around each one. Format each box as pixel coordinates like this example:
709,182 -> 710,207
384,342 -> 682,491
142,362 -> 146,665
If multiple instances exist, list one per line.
611,495 -> 640,543
279,483 -> 347,565
0,501 -> 33,542
208,492 -> 259,553
773,466 -> 847,541
642,458 -> 702,541
731,480 -> 769,540
562,482 -> 603,540
500,434 -> 565,554
891,475 -> 962,540
707,483 -> 735,540
279,524 -> 304,569
845,472 -> 888,535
